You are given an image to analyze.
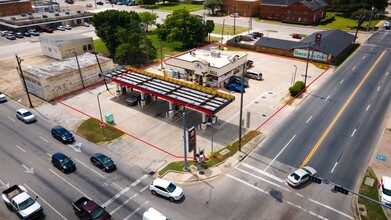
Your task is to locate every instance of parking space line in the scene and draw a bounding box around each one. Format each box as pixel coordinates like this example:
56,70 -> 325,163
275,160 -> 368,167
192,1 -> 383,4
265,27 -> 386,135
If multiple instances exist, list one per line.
366,104 -> 371,111
16,145 -> 26,153
340,79 -> 345,84
377,86 -> 381,91
351,129 -> 357,137
325,95 -> 330,101
24,184 -> 67,220
264,135 -> 296,171
331,162 -> 338,173
306,116 -> 312,124
40,136 -> 49,143
124,200 -> 149,220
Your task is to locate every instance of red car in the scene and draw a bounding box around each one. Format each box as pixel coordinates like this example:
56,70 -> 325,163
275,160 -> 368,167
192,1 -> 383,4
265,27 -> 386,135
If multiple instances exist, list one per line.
42,27 -> 53,33
292,34 -> 302,39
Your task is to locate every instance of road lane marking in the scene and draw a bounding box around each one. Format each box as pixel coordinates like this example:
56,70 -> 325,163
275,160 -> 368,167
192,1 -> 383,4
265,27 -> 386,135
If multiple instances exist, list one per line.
308,199 -> 354,219
362,56 -> 366,60
351,129 -> 357,137
301,50 -> 387,167
386,72 -> 389,76
377,86 -> 381,91
264,135 -> 296,171
325,94 -> 330,101
241,163 -> 285,183
131,174 -> 149,187
124,200 -> 149,220
46,153 -> 52,157
366,105 -> 371,111
140,185 -> 149,192
227,174 -> 327,219
306,116 -> 312,124
331,162 -> 338,173
40,136 -> 49,143
7,116 -> 15,121
109,193 -> 138,215
24,184 -> 67,220
340,79 -> 344,84
102,186 -> 130,207
16,145 -> 26,153
352,66 -> 356,70
49,169 -> 88,198
236,167 -> 288,191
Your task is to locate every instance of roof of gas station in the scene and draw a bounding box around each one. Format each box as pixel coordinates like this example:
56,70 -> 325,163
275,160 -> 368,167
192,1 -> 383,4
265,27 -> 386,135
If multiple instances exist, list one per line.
102,66 -> 235,115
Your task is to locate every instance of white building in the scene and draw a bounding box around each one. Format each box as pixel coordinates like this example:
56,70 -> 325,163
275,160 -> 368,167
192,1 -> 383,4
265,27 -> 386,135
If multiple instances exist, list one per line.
164,48 -> 248,88
39,34 -> 94,60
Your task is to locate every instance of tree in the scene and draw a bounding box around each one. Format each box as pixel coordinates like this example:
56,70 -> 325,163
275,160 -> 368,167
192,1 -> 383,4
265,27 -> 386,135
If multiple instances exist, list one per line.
330,0 -> 388,13
204,0 -> 223,15
157,9 -> 214,47
139,11 -> 158,31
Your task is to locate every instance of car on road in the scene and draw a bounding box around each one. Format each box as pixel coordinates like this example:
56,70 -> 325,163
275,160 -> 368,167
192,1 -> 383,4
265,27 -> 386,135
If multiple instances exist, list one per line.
225,81 -> 245,93
286,166 -> 317,187
51,152 -> 76,173
86,3 -> 92,7
230,13 -> 239,18
380,176 -> 391,206
14,32 -> 24,38
149,179 -> 184,202
83,22 -> 90,27
0,91 -> 7,102
5,34 -> 16,40
292,34 -> 302,39
97,1 -> 104,5
90,153 -> 116,172
65,25 -> 72,30
230,76 -> 249,88
16,108 -> 36,123
51,125 -> 75,143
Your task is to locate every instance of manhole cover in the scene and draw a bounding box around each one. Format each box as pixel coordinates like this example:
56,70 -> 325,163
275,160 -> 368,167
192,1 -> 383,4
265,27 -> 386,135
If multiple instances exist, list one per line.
148,170 -> 155,176
268,91 -> 274,95
261,96 -> 266,99
262,114 -> 267,117
255,101 -> 259,104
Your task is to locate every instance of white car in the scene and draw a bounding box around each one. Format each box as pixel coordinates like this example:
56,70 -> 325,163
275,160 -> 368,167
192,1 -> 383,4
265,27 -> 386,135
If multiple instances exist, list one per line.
83,22 -> 90,27
149,179 -> 184,202
65,25 -> 72,30
286,166 -> 317,187
230,13 -> 239,18
380,176 -> 391,206
0,91 -> 7,102
57,26 -> 66,31
16,108 -> 36,123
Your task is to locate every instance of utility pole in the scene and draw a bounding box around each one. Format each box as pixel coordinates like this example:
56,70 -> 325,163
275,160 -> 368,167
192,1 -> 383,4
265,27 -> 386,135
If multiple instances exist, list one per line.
239,63 -> 245,151
93,52 -> 109,91
304,41 -> 311,87
233,4 -> 237,35
15,55 -> 33,108
353,9 -> 366,44
367,7 -> 375,32
220,19 -> 225,46
73,52 -> 85,89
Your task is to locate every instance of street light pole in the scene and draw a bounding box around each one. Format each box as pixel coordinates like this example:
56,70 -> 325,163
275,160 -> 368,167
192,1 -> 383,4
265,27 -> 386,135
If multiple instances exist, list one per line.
304,41 -> 311,87
233,4 -> 237,35
97,92 -> 103,122
73,52 -> 85,89
239,63 -> 245,151
183,112 -> 188,171
367,7 -> 375,32
15,55 -> 33,108
292,64 -> 297,86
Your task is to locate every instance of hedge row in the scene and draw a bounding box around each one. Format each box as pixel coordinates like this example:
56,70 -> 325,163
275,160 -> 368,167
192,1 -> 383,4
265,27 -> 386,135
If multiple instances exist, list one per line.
319,14 -> 335,25
289,81 -> 305,97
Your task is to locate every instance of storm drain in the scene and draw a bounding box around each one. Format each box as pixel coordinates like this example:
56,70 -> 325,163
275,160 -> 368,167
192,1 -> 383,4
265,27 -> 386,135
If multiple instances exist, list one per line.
148,170 -> 156,176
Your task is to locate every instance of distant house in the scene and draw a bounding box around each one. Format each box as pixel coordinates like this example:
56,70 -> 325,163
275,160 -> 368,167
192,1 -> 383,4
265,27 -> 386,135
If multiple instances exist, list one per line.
260,0 -> 328,25
254,29 -> 355,64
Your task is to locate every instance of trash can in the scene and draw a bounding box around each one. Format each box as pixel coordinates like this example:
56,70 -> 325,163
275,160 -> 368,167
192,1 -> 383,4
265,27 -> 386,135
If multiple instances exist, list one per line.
105,113 -> 114,125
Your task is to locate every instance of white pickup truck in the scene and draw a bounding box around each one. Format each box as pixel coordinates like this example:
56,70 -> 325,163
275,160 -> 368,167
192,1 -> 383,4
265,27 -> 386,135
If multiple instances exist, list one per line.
2,184 -> 43,219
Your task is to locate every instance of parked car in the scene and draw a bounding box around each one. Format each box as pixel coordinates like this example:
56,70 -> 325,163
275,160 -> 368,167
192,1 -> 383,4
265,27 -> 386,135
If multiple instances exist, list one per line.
90,153 -> 116,172
230,13 -> 239,18
292,34 -> 302,39
250,31 -> 263,38
0,91 -> 7,102
16,108 -> 36,123
51,152 -> 76,173
65,25 -> 72,30
83,22 -> 90,27
28,29 -> 40,36
97,1 -> 104,5
380,176 -> 391,206
225,81 -> 245,93
286,166 -> 317,187
246,60 -> 254,68
14,32 -> 24,38
149,178 -> 184,202
1,31 -> 13,36
86,3 -> 92,7
143,208 -> 168,220
116,1 -> 123,5
5,34 -> 16,40
230,76 -> 249,88
245,69 -> 263,80
23,31 -> 31,37
42,27 -> 54,33
57,26 -> 66,31
51,125 -> 75,143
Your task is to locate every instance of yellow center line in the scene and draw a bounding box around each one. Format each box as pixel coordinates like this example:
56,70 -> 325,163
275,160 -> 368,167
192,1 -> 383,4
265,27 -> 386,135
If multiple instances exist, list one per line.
301,50 -> 387,167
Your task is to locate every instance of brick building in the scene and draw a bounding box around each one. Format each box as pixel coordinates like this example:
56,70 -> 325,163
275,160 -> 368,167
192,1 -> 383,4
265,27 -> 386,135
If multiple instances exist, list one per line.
260,0 -> 328,25
0,0 -> 33,17
222,0 -> 261,17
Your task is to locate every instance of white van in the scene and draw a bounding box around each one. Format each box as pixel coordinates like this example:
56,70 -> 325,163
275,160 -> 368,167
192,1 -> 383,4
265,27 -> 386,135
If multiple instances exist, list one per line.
245,70 -> 263,80
142,208 -> 169,220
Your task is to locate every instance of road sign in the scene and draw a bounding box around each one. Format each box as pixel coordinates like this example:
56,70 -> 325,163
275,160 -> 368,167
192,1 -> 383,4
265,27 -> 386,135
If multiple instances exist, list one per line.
376,154 -> 387,161
99,121 -> 105,128
323,179 -> 330,185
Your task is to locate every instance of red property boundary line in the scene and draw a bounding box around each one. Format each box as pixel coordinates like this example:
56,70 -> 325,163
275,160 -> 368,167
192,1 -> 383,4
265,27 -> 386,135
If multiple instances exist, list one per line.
53,44 -> 332,161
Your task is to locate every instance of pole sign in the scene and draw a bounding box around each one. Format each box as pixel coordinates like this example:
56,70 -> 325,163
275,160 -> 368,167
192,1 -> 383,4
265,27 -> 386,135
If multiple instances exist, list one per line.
293,49 -> 328,62
315,33 -> 322,48
188,126 -> 196,153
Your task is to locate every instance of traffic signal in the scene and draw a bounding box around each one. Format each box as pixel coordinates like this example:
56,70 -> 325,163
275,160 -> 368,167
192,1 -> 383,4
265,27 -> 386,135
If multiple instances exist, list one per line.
334,185 -> 349,195
309,176 -> 322,184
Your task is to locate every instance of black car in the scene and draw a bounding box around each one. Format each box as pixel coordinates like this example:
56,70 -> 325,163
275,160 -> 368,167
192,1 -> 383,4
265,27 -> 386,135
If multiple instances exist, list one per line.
51,125 -> 75,143
52,152 -> 76,173
23,31 -> 31,37
97,1 -> 104,5
90,153 -> 116,172
126,93 -> 151,106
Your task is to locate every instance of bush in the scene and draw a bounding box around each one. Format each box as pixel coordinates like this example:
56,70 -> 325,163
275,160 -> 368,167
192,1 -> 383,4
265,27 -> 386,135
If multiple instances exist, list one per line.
289,81 -> 305,97
319,13 -> 335,25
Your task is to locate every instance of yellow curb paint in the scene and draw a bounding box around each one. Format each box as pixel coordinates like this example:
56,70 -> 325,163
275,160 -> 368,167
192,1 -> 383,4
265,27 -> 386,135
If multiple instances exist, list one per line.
301,50 -> 387,167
